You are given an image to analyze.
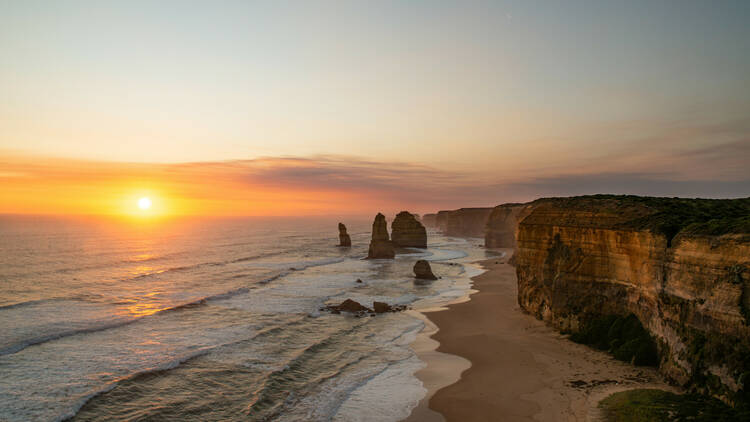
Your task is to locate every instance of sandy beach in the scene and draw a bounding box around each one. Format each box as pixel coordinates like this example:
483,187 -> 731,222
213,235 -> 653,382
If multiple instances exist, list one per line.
406,249 -> 674,422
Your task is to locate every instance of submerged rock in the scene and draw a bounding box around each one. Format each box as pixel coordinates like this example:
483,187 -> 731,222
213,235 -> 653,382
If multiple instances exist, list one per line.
413,260 -> 437,280
367,213 -> 395,259
391,211 -> 427,248
338,222 -> 351,247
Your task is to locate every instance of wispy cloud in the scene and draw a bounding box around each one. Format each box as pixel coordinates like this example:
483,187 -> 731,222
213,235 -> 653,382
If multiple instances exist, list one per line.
1,147 -> 748,216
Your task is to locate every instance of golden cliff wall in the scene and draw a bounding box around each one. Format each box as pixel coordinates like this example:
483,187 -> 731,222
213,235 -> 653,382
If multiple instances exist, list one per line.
514,198 -> 750,403
444,208 -> 492,237
484,203 -> 536,248
431,208 -> 493,237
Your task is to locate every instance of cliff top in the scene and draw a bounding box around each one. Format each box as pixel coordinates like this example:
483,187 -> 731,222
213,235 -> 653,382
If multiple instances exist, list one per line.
527,194 -> 750,240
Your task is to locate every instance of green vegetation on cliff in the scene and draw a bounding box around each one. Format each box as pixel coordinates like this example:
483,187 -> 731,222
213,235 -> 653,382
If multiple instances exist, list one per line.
532,195 -> 750,243
570,314 -> 658,366
599,389 -> 750,422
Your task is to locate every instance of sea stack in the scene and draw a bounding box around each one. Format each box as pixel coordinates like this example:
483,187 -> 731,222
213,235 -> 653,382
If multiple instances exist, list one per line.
391,211 -> 427,248
413,260 -> 437,280
367,213 -> 395,259
338,222 -> 351,247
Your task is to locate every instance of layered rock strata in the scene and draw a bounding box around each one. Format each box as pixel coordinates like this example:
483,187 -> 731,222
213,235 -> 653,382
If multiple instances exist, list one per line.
391,211 -> 427,248
514,195 -> 750,403
367,213 -> 395,259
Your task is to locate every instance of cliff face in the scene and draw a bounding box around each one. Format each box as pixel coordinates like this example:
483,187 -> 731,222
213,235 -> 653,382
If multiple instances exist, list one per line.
440,207 -> 492,237
514,196 -> 750,403
484,203 -> 535,248
436,211 -> 450,231
422,213 -> 437,228
391,211 -> 427,248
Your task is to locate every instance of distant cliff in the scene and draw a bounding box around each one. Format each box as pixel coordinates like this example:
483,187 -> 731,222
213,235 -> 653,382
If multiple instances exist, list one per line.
422,213 -> 437,228
430,208 -> 492,237
484,203 -> 535,248
436,211 -> 450,231
513,195 -> 750,403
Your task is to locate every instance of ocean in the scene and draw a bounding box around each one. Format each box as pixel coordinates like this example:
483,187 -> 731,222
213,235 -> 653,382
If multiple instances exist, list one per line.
0,215 -> 491,421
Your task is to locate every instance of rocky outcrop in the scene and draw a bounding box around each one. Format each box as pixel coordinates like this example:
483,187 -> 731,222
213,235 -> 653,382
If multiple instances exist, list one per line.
514,195 -> 750,403
414,260 -> 437,280
422,213 -> 437,228
485,203 -> 536,248
338,222 -> 351,247
367,213 -> 395,259
373,301 -> 406,313
323,299 -> 406,316
324,299 -> 371,315
436,208 -> 492,237
391,211 -> 427,248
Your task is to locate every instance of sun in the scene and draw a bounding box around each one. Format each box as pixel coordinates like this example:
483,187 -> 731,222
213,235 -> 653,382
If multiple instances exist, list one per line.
138,197 -> 152,210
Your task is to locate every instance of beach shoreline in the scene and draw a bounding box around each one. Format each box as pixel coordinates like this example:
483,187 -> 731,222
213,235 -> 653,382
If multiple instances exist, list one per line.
405,251 -> 674,422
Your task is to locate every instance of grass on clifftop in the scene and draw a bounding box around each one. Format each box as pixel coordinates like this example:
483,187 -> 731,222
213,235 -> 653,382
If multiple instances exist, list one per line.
533,195 -> 750,241
570,314 -> 658,366
599,389 -> 750,422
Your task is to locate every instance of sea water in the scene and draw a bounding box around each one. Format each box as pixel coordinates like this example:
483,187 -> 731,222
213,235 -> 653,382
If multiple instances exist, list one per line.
0,215 -> 494,421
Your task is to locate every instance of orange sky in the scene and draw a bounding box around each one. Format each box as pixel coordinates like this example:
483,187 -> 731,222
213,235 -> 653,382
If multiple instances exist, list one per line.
0,153 -> 474,217
2,149 -> 748,218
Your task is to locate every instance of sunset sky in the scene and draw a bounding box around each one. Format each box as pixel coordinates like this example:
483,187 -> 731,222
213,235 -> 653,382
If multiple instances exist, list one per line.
1,1 -> 749,216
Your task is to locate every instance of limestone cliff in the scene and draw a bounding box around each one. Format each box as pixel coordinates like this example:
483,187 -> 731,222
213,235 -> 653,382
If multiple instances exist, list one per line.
391,211 -> 427,248
445,208 -> 492,237
484,203 -> 535,248
367,213 -> 395,259
422,213 -> 437,228
436,211 -> 450,231
514,195 -> 750,403
431,208 -> 492,237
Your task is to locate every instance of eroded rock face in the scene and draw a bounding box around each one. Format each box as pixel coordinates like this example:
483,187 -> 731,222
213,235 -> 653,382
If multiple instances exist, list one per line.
391,211 -> 427,248
514,196 -> 750,403
433,208 -> 492,237
422,213 -> 437,228
338,222 -> 351,247
485,203 -> 536,248
436,211 -> 450,231
367,213 -> 395,259
413,260 -> 437,280
445,208 -> 492,237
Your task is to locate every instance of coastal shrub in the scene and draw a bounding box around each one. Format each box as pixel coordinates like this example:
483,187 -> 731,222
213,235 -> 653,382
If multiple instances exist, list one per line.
570,314 -> 658,366
599,388 -> 750,422
531,195 -> 750,244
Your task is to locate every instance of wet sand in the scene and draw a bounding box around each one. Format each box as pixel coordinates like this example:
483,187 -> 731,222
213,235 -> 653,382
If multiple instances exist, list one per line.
405,250 -> 673,422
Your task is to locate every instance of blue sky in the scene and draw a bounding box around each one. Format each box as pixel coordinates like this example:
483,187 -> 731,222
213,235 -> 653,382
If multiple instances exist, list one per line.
1,0 -> 749,209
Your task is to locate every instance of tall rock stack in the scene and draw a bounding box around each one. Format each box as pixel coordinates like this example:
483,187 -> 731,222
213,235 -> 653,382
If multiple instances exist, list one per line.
367,213 -> 395,259
338,223 -> 351,247
391,211 -> 427,248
